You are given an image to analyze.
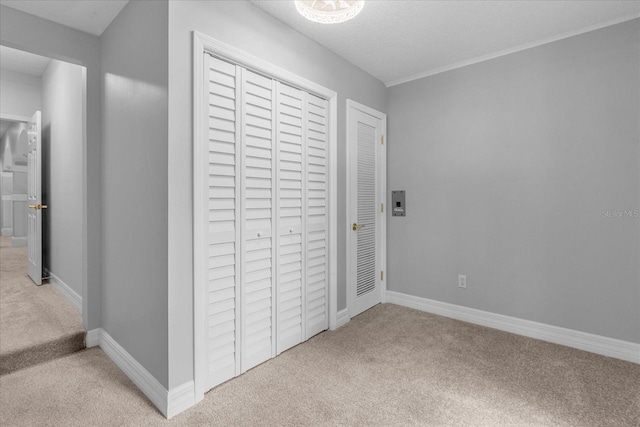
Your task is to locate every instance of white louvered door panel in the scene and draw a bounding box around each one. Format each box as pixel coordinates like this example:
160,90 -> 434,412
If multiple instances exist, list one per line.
206,55 -> 240,390
350,108 -> 383,317
305,94 -> 329,337
241,68 -> 276,372
204,56 -> 331,390
276,83 -> 305,353
356,121 -> 376,297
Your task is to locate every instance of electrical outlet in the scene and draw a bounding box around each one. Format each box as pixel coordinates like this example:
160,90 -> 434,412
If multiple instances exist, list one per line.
458,274 -> 467,288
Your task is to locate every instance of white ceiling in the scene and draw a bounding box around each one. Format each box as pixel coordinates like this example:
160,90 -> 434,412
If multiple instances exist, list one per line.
252,0 -> 640,86
0,1 -> 638,86
0,45 -> 52,76
0,0 -> 129,36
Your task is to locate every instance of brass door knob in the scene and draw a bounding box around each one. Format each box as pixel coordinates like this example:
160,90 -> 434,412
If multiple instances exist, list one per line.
352,223 -> 364,231
28,204 -> 48,210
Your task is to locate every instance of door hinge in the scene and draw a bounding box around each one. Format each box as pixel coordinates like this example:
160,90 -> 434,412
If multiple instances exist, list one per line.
381,135 -> 384,145
381,271 -> 384,281
381,203 -> 384,213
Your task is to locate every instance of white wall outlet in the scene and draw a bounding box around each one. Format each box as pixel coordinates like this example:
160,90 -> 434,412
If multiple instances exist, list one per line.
458,274 -> 467,288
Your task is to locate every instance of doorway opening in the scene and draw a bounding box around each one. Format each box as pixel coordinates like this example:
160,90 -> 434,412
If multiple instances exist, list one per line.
0,45 -> 87,375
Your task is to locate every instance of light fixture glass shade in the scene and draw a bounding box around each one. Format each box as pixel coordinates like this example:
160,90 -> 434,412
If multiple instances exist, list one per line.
295,0 -> 364,24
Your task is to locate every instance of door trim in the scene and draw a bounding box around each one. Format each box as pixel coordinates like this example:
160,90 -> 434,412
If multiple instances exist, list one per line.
346,100 -> 387,319
192,31 -> 338,402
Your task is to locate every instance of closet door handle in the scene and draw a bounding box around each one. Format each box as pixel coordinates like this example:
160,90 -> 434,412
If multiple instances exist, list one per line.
352,223 -> 364,231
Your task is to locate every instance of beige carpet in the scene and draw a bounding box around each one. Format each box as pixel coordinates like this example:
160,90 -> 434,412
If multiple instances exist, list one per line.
0,236 -> 85,375
1,303 -> 638,426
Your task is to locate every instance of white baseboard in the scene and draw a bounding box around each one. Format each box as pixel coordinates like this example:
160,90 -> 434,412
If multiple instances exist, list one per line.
46,270 -> 82,313
167,380 -> 196,419
336,308 -> 349,328
86,328 -> 100,347
1,227 -> 13,236
386,291 -> 640,364
11,236 -> 26,247
84,328 -> 195,419
97,329 -> 168,416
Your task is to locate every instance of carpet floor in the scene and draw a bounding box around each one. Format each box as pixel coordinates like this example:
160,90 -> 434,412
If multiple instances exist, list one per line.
0,236 -> 85,375
1,303 -> 638,426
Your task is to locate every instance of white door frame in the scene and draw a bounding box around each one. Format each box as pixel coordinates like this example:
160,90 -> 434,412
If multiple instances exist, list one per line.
192,31 -> 338,402
346,100 -> 387,318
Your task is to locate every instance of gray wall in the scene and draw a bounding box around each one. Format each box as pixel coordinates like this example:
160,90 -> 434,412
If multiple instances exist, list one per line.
0,5 -> 101,331
101,0 -> 169,387
42,59 -> 84,298
387,19 -> 640,343
0,68 -> 41,118
167,0 -> 387,388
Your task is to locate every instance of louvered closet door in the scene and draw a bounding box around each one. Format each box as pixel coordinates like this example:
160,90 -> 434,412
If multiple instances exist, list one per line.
276,83 -> 305,353
204,55 -> 330,390
206,55 -> 240,389
241,68 -> 276,372
350,108 -> 383,317
357,119 -> 376,299
305,94 -> 329,337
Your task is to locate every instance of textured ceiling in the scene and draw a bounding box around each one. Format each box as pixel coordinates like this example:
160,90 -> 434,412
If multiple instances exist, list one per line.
1,1 -> 638,85
251,1 -> 640,86
0,45 -> 52,76
0,0 -> 129,36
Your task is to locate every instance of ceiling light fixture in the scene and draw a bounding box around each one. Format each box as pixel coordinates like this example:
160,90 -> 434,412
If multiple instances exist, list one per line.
295,0 -> 364,24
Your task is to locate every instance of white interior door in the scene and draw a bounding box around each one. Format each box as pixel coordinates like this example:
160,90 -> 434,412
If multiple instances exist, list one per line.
347,102 -> 386,318
201,52 -> 331,393
27,110 -> 43,285
304,93 -> 329,337
275,84 -> 330,354
276,82 -> 305,354
205,55 -> 239,390
240,67 -> 276,372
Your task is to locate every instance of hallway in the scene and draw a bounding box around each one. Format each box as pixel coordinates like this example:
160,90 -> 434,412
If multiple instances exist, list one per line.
0,236 -> 84,375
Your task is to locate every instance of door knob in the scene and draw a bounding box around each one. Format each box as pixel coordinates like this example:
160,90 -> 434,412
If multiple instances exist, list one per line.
352,223 -> 364,231
28,204 -> 48,210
